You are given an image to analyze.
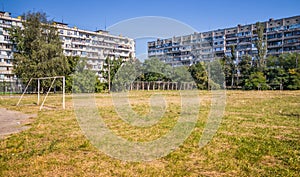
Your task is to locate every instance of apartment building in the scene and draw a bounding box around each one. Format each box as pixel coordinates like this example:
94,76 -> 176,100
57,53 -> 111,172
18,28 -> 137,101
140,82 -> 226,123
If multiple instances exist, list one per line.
148,15 -> 300,67
0,11 -> 135,82
55,22 -> 135,81
0,12 -> 22,82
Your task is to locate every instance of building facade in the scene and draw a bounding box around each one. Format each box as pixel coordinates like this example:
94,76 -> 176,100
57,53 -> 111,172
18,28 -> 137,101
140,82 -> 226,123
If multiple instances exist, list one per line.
55,22 -> 135,81
0,11 -> 135,82
0,12 -> 22,82
148,15 -> 300,67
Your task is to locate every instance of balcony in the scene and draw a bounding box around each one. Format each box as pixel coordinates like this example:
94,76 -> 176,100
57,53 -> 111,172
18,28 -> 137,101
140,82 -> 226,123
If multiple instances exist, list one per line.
0,62 -> 13,67
267,37 -> 283,41
226,40 -> 238,45
267,48 -> 283,54
0,47 -> 12,51
0,70 -> 12,74
0,54 -> 11,59
238,38 -> 252,44
283,38 -> 299,45
181,56 -> 193,61
283,42 -> 300,47
215,50 -> 225,54
225,34 -> 237,39
0,23 -> 11,28
267,51 -> 283,55
267,44 -> 283,49
268,40 -> 282,46
0,40 -> 13,44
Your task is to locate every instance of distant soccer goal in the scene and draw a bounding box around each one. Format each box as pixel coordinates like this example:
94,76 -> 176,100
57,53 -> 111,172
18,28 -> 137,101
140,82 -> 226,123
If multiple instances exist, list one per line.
16,76 -> 65,110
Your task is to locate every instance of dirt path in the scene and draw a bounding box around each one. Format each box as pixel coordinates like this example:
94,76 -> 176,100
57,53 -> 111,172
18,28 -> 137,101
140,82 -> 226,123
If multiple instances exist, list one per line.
0,108 -> 36,139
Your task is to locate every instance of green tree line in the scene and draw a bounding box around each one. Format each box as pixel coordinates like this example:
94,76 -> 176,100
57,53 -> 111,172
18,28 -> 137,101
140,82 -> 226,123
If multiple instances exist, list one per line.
221,22 -> 300,90
222,52 -> 300,90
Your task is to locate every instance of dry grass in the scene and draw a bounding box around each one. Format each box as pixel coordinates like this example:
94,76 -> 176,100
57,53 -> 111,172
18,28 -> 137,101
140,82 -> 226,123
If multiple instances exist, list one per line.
0,90 -> 299,176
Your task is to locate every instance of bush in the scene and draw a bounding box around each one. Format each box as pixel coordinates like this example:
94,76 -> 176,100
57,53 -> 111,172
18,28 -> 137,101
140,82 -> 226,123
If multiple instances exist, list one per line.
244,72 -> 269,90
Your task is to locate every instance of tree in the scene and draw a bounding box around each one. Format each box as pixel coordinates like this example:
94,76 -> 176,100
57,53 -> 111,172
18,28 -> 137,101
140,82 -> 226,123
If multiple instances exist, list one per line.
172,66 -> 193,83
229,45 -> 238,87
95,78 -> 107,93
265,55 -> 285,89
10,12 -> 68,80
238,55 -> 253,88
111,59 -> 142,92
285,53 -> 300,89
245,72 -> 269,90
9,11 -> 73,92
188,62 -> 208,90
64,56 -> 80,92
266,53 -> 300,90
208,59 -> 225,89
102,56 -> 124,92
221,45 -> 237,88
287,68 -> 300,90
254,22 -> 267,70
142,58 -> 172,82
72,58 -> 96,93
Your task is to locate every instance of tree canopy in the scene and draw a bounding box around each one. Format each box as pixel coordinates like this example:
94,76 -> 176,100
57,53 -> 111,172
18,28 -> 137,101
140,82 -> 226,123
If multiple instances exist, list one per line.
222,52 -> 300,90
9,11 -> 80,92
10,12 -> 71,81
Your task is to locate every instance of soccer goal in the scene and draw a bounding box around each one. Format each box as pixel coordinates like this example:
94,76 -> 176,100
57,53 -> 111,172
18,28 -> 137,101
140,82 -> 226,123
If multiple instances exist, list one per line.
16,76 -> 65,110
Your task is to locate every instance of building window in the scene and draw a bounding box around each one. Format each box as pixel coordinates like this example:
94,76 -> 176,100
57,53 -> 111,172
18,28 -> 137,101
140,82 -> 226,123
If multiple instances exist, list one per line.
284,38 -> 298,44
284,32 -> 293,37
4,36 -> 10,41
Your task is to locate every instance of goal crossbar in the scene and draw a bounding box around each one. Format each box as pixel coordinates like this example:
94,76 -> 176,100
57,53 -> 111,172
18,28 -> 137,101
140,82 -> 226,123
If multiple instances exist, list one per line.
16,76 -> 65,110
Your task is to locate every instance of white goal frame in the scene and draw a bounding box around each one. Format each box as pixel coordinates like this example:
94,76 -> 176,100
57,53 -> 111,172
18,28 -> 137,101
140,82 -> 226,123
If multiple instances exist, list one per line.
16,76 -> 65,110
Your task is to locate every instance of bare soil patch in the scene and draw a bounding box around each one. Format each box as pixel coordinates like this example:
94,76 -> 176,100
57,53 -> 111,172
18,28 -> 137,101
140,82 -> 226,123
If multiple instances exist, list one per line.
0,108 -> 36,139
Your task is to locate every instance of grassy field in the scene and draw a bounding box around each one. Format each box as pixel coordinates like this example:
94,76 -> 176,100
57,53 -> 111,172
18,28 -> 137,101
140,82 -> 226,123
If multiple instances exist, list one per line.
0,91 -> 299,176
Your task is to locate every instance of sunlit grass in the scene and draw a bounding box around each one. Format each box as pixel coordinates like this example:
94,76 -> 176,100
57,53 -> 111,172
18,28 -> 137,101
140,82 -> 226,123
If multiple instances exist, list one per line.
0,91 -> 299,176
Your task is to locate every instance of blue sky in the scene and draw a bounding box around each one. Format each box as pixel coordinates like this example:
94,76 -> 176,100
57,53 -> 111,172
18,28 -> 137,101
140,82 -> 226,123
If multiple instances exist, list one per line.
2,0 -> 300,59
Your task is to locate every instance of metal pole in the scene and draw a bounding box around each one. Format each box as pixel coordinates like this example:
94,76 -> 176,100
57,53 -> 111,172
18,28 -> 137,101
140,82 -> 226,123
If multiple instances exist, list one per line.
40,78 -> 56,110
236,51 -> 239,87
63,76 -> 65,109
10,79 -> 12,97
17,78 -> 33,106
37,79 -> 40,105
108,58 -> 111,93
